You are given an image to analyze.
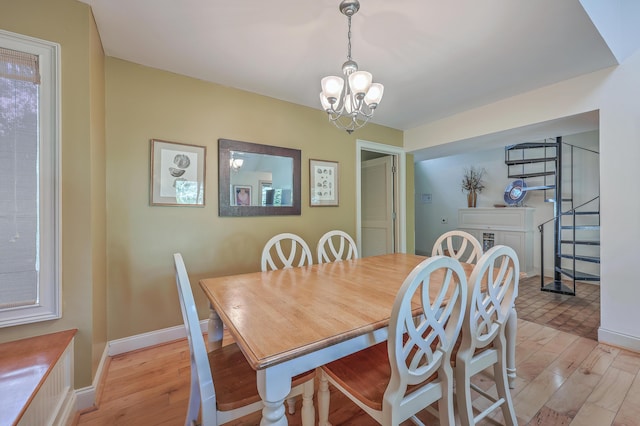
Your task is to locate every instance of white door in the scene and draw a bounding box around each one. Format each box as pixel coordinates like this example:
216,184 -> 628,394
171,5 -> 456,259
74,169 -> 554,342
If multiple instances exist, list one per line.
361,156 -> 395,257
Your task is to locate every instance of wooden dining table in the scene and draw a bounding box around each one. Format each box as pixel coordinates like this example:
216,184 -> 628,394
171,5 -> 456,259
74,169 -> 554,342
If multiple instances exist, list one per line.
199,253 -> 517,426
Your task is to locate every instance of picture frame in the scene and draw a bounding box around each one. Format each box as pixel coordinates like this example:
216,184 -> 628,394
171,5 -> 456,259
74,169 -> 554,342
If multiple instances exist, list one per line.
232,184 -> 252,206
150,139 -> 206,206
310,159 -> 339,206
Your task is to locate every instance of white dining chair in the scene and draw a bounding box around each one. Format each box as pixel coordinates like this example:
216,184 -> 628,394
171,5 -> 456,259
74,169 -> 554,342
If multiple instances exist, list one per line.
432,230 -> 483,264
259,235 -> 316,415
317,255 -> 468,426
316,230 -> 358,264
261,232 -> 313,271
173,253 -> 315,426
453,245 -> 519,426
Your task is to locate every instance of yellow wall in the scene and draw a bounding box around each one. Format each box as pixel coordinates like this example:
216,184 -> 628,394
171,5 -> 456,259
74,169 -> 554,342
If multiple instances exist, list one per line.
105,58 -> 407,339
0,0 -> 107,388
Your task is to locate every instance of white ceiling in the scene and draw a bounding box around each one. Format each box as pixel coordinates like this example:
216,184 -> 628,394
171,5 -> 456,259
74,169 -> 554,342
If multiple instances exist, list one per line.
80,0 -> 630,143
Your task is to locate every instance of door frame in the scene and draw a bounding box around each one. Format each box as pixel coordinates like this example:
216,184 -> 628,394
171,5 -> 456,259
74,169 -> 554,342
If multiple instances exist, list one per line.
356,139 -> 407,254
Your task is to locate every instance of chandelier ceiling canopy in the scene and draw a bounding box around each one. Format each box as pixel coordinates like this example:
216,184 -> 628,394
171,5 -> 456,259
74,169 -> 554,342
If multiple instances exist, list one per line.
319,0 -> 384,134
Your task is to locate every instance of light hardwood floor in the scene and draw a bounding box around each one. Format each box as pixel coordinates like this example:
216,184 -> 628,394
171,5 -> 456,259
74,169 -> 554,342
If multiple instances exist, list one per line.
75,319 -> 640,426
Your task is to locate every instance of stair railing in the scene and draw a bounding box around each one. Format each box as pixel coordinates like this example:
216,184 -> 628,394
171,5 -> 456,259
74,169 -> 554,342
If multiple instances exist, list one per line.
538,196 -> 600,291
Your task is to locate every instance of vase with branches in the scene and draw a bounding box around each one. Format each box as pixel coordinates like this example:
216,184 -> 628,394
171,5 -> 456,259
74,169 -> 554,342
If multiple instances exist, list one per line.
461,166 -> 486,207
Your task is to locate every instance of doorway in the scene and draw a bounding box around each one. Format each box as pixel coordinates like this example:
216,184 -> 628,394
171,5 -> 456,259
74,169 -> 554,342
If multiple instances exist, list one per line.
356,140 -> 406,257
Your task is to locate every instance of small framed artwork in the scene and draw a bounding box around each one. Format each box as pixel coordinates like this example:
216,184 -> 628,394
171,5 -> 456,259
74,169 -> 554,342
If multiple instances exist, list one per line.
150,139 -> 206,206
232,185 -> 252,206
310,159 -> 339,206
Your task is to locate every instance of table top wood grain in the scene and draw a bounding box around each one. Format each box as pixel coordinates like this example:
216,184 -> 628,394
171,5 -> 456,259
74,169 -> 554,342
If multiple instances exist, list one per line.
200,254 -> 474,371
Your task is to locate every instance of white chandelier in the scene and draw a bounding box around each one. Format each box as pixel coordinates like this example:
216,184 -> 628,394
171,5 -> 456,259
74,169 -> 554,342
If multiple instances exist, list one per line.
319,0 -> 384,134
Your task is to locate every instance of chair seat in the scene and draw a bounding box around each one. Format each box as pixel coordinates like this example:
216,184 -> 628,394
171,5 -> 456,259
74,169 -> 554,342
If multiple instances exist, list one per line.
322,341 -> 438,411
211,343 -> 315,411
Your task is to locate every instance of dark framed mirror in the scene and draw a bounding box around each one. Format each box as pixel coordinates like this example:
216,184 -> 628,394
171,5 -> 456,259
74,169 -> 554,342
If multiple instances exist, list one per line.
218,139 -> 301,216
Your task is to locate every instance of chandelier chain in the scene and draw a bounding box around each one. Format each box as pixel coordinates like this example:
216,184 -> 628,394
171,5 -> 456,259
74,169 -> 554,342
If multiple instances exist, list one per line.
347,15 -> 352,61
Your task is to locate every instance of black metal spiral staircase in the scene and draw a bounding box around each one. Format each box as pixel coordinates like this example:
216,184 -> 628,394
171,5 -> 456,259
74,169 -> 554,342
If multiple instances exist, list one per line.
504,136 -> 600,295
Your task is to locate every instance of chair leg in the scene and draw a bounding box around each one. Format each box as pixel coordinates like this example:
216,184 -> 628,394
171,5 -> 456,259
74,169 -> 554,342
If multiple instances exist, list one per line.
286,396 -> 296,415
301,379 -> 315,426
318,369 -> 332,426
436,365 -> 454,426
494,340 -> 517,426
186,363 -> 201,426
455,359 -> 474,426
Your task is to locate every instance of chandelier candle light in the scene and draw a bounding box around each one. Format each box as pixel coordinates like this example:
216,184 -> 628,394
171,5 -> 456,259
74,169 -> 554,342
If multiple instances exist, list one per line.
320,0 -> 384,134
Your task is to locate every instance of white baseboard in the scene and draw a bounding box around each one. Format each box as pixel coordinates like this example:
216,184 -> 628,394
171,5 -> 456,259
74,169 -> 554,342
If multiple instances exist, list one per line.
73,320 -> 207,415
75,386 -> 95,412
74,343 -> 108,412
598,327 -> 640,353
108,320 -> 206,356
56,389 -> 77,426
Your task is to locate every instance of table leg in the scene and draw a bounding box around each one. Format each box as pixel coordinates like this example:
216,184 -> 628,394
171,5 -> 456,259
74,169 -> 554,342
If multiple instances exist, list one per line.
506,304 -> 517,388
207,302 -> 223,351
318,368 -> 332,426
257,367 -> 290,426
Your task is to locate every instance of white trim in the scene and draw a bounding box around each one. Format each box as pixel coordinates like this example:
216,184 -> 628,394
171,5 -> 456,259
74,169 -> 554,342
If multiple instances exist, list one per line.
73,342 -> 109,412
55,390 -> 77,426
0,29 -> 62,328
108,320 -> 207,356
598,327 -> 640,353
355,140 -> 407,254
75,386 -> 96,413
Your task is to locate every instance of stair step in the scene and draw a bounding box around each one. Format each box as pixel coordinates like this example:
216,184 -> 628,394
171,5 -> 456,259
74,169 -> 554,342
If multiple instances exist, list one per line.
506,142 -> 558,150
561,225 -> 600,230
556,267 -> 600,281
523,185 -> 555,191
560,240 -> 600,246
505,157 -> 556,165
508,171 -> 556,179
541,281 -> 576,295
559,254 -> 601,263
561,211 -> 600,216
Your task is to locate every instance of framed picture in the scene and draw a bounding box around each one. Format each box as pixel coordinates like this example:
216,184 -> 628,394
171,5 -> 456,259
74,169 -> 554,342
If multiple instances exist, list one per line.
310,159 -> 339,206
232,184 -> 252,206
150,139 -> 206,206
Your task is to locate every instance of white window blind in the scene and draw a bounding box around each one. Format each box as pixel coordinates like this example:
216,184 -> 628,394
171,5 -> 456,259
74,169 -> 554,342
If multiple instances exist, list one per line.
0,48 -> 39,309
0,30 -> 60,327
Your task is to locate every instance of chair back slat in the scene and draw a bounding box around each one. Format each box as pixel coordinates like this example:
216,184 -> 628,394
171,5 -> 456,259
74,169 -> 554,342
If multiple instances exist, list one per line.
432,230 -> 483,264
317,230 -> 358,264
466,245 -> 519,350
261,233 -> 313,271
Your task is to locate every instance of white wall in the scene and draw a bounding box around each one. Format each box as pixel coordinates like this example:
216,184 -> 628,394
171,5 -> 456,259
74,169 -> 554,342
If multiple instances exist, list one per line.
405,50 -> 640,351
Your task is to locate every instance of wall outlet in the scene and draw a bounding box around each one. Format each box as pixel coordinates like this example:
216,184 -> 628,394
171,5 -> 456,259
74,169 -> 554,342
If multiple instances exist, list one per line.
441,217 -> 448,224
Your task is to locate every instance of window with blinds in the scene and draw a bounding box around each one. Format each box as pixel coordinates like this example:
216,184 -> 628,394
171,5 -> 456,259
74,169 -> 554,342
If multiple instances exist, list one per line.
0,30 -> 60,327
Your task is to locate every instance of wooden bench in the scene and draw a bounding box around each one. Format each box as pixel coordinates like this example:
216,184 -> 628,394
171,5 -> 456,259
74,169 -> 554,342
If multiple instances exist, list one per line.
0,329 -> 77,426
